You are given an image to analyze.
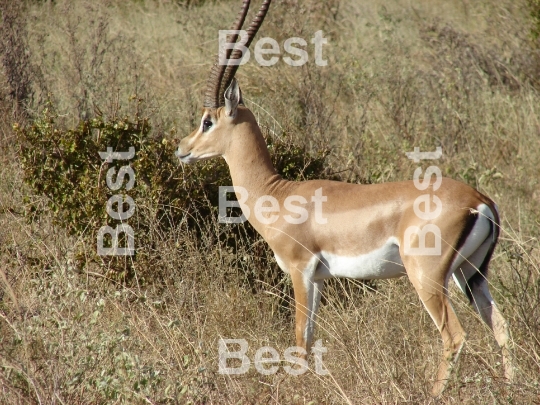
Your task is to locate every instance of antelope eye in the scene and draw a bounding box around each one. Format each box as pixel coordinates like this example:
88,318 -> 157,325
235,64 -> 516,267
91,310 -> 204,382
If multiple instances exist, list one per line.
202,120 -> 213,132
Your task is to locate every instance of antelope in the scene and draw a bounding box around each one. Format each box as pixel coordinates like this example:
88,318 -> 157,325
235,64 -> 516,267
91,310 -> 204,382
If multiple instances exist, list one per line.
176,0 -> 514,396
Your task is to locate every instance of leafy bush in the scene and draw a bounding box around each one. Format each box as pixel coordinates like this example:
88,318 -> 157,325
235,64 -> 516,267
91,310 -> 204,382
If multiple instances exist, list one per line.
15,99 -> 329,284
530,0 -> 540,40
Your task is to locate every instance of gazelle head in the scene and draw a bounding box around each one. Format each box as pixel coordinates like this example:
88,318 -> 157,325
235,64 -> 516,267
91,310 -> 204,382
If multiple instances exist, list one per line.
176,0 -> 271,164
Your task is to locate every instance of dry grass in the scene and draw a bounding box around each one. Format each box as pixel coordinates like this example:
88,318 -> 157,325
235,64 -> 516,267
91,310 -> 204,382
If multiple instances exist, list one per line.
0,0 -> 539,403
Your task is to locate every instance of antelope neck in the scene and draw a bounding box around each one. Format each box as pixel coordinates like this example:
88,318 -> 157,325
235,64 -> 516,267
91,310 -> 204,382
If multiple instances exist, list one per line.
223,114 -> 290,205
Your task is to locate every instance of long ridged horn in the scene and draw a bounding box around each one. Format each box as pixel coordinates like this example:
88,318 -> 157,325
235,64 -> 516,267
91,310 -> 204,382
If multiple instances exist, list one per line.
203,0 -> 251,108
219,0 -> 272,104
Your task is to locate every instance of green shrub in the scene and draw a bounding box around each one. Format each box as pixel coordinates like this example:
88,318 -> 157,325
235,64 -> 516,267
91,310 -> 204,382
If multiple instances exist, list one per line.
530,0 -> 540,40
15,99 -> 329,284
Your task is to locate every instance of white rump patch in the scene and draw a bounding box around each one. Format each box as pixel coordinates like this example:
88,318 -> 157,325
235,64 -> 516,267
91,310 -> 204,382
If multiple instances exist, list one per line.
450,203 -> 496,290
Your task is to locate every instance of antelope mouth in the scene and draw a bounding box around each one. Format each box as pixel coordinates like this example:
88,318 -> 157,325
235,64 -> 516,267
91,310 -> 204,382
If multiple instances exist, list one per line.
176,151 -> 194,163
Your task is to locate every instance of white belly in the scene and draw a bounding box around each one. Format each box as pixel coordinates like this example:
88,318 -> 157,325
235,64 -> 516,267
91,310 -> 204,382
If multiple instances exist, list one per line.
315,237 -> 405,280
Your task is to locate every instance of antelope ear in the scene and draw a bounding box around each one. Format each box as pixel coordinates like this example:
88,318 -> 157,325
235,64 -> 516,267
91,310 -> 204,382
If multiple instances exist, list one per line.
224,78 -> 243,117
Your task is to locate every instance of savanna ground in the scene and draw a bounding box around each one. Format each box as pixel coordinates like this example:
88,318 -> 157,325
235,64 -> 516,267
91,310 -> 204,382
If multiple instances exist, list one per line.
0,0 -> 539,403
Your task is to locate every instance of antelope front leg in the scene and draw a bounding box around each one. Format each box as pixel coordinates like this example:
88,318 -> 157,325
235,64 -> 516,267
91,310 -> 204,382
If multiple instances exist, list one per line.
308,279 -> 324,348
289,259 -> 319,355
